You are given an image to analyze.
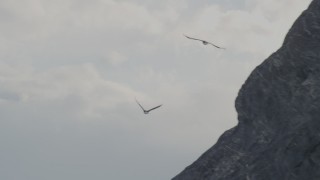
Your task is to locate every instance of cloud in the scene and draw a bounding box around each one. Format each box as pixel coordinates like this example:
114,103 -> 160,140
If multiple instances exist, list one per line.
176,0 -> 312,58
104,51 -> 128,65
0,62 -> 140,117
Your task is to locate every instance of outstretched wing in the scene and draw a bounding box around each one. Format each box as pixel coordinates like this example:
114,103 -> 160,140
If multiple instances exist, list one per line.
184,34 -> 204,42
208,42 -> 226,49
135,98 -> 146,111
146,105 -> 162,112
184,34 -> 226,49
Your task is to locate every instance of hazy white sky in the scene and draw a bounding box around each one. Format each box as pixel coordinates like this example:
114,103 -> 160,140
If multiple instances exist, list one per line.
0,0 -> 312,179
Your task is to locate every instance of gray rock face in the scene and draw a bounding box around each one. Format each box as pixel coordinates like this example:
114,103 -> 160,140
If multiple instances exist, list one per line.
172,1 -> 320,180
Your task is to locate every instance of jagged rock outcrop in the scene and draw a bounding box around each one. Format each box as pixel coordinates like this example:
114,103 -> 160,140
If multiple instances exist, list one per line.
173,1 -> 320,180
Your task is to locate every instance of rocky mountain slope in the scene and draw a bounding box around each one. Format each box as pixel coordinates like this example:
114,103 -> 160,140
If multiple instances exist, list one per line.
173,0 -> 320,179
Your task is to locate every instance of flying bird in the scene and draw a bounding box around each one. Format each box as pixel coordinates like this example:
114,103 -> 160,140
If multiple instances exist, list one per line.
135,99 -> 162,114
184,34 -> 226,49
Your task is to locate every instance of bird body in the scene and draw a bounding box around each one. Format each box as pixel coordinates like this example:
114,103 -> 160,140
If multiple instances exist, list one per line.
184,34 -> 225,49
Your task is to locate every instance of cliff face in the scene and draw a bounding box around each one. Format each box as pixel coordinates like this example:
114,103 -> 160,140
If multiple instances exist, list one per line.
173,1 -> 320,180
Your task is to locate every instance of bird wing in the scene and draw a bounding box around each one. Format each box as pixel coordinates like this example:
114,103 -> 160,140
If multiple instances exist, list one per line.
135,99 -> 146,111
146,105 -> 162,112
208,42 -> 226,49
184,34 -> 204,42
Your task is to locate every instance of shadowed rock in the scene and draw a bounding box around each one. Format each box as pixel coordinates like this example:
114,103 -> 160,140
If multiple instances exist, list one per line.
173,1 -> 320,179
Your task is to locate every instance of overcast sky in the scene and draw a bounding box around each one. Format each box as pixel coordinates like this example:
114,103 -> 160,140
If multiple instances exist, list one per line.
0,0 -> 312,180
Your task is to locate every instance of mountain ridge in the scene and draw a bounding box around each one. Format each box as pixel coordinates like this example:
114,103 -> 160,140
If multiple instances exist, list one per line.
173,0 -> 320,179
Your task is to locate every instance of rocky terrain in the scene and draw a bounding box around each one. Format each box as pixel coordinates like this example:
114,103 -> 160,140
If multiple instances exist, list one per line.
173,0 -> 320,179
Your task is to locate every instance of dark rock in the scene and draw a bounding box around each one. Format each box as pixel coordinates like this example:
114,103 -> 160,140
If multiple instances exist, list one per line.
172,1 -> 320,180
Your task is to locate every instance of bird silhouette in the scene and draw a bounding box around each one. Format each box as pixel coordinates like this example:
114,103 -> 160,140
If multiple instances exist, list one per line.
135,99 -> 162,114
184,34 -> 226,49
